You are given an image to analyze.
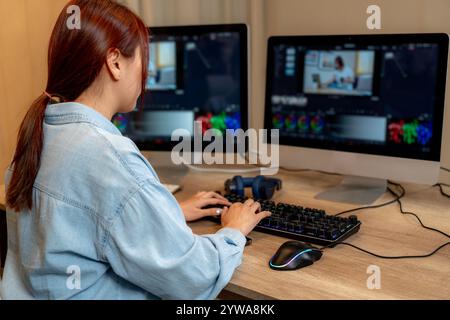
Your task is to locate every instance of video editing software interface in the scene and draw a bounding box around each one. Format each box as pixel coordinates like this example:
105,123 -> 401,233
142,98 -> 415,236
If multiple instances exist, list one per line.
265,34 -> 448,160
113,24 -> 247,150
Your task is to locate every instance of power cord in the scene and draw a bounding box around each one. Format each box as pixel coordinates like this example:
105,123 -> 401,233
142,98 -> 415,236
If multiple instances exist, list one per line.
435,166 -> 450,197
327,241 -> 450,259
333,189 -> 402,217
441,166 -> 450,173
332,180 -> 407,217
434,183 -> 450,198
387,181 -> 450,238
321,180 -> 450,259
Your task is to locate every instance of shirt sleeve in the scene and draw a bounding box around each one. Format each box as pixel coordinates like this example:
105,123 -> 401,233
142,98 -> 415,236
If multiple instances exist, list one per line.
103,180 -> 246,300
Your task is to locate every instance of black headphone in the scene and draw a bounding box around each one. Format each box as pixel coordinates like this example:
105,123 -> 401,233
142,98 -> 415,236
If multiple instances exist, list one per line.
225,175 -> 282,200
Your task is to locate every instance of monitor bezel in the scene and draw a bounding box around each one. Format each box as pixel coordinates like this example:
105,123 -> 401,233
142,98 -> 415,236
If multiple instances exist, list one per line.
133,23 -> 249,152
264,33 -> 449,162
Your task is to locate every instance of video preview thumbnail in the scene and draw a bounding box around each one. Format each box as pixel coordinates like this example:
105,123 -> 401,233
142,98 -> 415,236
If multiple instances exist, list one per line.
303,50 -> 375,96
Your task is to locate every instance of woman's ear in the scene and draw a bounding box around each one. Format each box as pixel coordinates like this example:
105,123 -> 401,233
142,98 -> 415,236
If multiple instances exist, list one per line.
106,48 -> 122,81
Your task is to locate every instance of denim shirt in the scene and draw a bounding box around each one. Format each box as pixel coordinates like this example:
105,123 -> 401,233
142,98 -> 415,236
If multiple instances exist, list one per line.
1,102 -> 246,300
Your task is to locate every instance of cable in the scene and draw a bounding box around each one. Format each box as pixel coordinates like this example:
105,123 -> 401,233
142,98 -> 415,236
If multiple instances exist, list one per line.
326,241 -> 450,259
333,196 -> 400,217
336,180 -> 450,238
434,183 -> 450,198
332,179 -> 449,217
387,183 -> 450,238
321,180 -> 450,259
333,184 -> 403,217
435,167 -> 450,197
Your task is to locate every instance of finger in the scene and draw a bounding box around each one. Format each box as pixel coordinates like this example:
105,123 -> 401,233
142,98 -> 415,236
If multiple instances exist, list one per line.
211,192 -> 229,202
199,198 -> 231,207
202,193 -> 231,205
229,202 -> 242,210
243,198 -> 254,206
199,191 -> 214,198
202,207 -> 224,217
196,191 -> 207,196
219,207 -> 229,226
202,191 -> 228,202
249,201 -> 261,213
220,206 -> 229,218
256,210 -> 272,220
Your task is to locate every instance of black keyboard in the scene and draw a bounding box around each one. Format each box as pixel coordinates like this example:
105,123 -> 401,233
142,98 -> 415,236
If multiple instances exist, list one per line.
206,193 -> 361,247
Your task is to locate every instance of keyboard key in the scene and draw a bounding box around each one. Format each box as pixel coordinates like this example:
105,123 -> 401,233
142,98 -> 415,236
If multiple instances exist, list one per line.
270,220 -> 280,228
331,228 -> 340,239
318,228 -> 326,238
349,215 -> 358,224
259,218 -> 271,227
295,224 -> 304,233
304,225 -> 318,236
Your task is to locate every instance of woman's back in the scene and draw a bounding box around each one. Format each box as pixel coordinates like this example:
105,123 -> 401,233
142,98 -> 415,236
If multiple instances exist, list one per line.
2,102 -> 248,299
2,102 -> 163,299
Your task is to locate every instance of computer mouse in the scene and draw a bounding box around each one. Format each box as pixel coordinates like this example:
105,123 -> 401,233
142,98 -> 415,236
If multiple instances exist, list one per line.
269,241 -> 323,270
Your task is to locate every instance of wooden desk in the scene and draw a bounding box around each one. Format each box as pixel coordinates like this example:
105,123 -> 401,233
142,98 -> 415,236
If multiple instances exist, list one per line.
172,170 -> 450,300
1,170 -> 449,299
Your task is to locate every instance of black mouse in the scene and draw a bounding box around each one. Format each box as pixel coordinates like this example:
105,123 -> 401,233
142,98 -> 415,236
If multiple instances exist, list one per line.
269,241 -> 323,270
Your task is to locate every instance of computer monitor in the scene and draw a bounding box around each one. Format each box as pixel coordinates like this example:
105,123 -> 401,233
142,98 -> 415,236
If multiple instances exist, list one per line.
264,33 -> 449,204
113,24 -> 248,155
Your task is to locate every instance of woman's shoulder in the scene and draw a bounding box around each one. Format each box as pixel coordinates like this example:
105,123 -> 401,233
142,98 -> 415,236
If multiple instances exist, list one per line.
85,124 -> 160,186
40,121 -> 159,193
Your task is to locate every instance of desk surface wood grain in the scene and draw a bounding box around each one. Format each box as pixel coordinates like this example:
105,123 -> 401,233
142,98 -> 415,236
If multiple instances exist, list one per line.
1,168 -> 449,299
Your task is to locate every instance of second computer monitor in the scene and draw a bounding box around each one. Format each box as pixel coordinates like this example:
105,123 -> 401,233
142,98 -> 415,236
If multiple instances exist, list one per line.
113,24 -> 248,151
264,33 -> 448,202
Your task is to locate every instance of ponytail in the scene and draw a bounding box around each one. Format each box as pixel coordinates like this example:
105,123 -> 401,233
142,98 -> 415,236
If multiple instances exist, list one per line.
6,94 -> 49,211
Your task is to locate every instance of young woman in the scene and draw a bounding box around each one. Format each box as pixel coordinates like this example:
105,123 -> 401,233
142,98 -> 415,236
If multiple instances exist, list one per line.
1,0 -> 270,300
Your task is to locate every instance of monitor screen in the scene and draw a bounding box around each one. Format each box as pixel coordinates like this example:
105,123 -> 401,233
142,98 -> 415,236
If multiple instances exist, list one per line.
264,34 -> 448,161
113,24 -> 248,151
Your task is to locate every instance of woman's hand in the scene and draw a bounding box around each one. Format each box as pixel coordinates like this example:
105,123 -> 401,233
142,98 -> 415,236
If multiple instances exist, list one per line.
221,198 -> 271,236
180,191 -> 232,222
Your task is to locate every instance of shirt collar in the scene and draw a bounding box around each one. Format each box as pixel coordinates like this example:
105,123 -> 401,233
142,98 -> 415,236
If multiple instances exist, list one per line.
44,102 -> 122,136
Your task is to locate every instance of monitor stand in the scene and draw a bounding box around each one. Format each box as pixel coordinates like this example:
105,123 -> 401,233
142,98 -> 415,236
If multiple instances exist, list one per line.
315,175 -> 387,205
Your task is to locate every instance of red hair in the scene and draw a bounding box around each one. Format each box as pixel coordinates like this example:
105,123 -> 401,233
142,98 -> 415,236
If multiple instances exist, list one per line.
6,0 -> 149,211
